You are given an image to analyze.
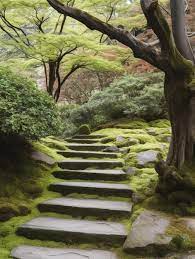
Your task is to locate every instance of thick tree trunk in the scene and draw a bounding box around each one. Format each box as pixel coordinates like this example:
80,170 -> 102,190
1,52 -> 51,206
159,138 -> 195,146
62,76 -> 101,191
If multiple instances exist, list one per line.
165,73 -> 193,169
48,61 -> 57,96
155,72 -> 195,196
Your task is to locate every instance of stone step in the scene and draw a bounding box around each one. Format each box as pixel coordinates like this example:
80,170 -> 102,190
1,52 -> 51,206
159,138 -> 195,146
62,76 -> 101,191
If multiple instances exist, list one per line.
38,197 -> 133,218
49,181 -> 133,197
17,217 -> 127,245
53,169 -> 127,181
58,150 -> 118,159
73,134 -> 107,139
66,143 -> 113,151
11,245 -> 118,259
58,159 -> 123,170
66,138 -> 100,144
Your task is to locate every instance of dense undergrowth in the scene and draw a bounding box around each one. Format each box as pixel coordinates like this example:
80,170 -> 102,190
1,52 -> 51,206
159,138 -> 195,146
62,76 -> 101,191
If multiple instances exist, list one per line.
60,72 -> 167,136
0,67 -> 62,139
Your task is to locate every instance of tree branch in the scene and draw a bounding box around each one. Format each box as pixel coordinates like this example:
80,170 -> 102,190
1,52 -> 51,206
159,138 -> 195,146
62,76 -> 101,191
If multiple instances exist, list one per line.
141,0 -> 194,72
100,5 -> 115,43
47,0 -> 164,70
170,0 -> 195,63
0,9 -> 31,46
188,32 -> 195,37
54,63 -> 84,102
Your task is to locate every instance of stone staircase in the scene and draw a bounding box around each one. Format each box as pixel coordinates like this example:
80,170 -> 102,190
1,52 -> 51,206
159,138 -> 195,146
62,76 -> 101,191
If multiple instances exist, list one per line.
11,134 -> 133,259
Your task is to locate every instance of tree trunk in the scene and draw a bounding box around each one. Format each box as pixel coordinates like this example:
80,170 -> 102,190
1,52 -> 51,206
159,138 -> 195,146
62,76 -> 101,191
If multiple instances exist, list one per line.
165,72 -> 193,169
155,72 -> 195,196
170,0 -> 195,64
48,61 -> 57,96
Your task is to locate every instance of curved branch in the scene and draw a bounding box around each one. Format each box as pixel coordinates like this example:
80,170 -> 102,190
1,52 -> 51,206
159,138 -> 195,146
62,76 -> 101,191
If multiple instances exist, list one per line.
47,0 -> 164,70
141,0 -> 194,73
170,0 -> 195,63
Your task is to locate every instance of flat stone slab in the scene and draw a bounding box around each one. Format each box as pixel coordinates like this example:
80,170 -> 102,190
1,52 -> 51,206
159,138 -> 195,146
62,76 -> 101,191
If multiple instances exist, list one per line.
17,217 -> 127,245
124,210 -> 172,255
66,144 -> 114,151
49,181 -> 133,197
58,150 -> 118,159
123,210 -> 195,256
66,138 -> 100,144
53,169 -> 127,181
38,197 -> 132,218
58,159 -> 123,170
31,151 -> 55,165
73,134 -> 107,139
12,245 -> 118,259
136,150 -> 160,167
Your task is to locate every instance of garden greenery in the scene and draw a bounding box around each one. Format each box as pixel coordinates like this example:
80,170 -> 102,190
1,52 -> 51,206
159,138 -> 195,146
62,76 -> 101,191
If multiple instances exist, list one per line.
0,67 -> 62,139
60,73 -> 167,136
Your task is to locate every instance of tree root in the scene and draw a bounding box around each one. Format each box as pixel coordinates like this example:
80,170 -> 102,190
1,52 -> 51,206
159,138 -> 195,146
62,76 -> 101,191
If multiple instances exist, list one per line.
155,160 -> 194,197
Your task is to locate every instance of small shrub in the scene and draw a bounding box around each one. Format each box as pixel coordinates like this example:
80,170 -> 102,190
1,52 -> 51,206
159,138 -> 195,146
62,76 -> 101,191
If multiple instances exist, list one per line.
0,67 -> 62,139
78,124 -> 91,135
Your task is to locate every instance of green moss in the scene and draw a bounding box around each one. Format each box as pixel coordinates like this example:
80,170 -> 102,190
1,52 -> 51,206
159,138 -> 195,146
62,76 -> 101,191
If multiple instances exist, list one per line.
0,137 -> 63,225
130,206 -> 145,223
170,234 -> 192,250
32,141 -> 64,161
129,168 -> 158,196
148,127 -> 171,135
166,218 -> 195,251
127,134 -> 157,144
130,143 -> 168,153
101,136 -> 115,144
144,192 -> 195,217
124,152 -> 137,167
178,163 -> 195,190
0,118 -> 174,257
41,136 -> 67,151
186,203 -> 195,216
78,124 -> 91,135
0,203 -> 20,222
21,181 -> 43,198
115,119 -> 149,129
156,134 -> 171,143
94,126 -> 147,139
0,160 -> 63,257
149,119 -> 171,128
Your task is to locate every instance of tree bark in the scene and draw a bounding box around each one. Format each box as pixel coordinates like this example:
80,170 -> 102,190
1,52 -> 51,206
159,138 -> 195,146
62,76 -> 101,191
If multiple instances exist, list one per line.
48,61 -> 57,96
164,72 -> 193,169
170,0 -> 195,63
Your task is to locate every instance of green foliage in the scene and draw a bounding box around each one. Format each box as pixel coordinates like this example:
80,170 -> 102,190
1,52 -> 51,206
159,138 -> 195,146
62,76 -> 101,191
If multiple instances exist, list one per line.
60,73 -> 167,136
0,0 -> 126,91
0,67 -> 62,139
78,124 -> 91,135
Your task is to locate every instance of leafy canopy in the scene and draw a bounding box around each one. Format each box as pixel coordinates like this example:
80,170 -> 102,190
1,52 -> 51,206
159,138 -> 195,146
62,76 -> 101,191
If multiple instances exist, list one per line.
0,0 -> 128,78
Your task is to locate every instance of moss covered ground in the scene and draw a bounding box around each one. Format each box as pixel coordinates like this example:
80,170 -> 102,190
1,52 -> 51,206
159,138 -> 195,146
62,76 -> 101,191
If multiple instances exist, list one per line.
0,137 -> 66,258
1,119 -> 195,258
95,119 -> 171,197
